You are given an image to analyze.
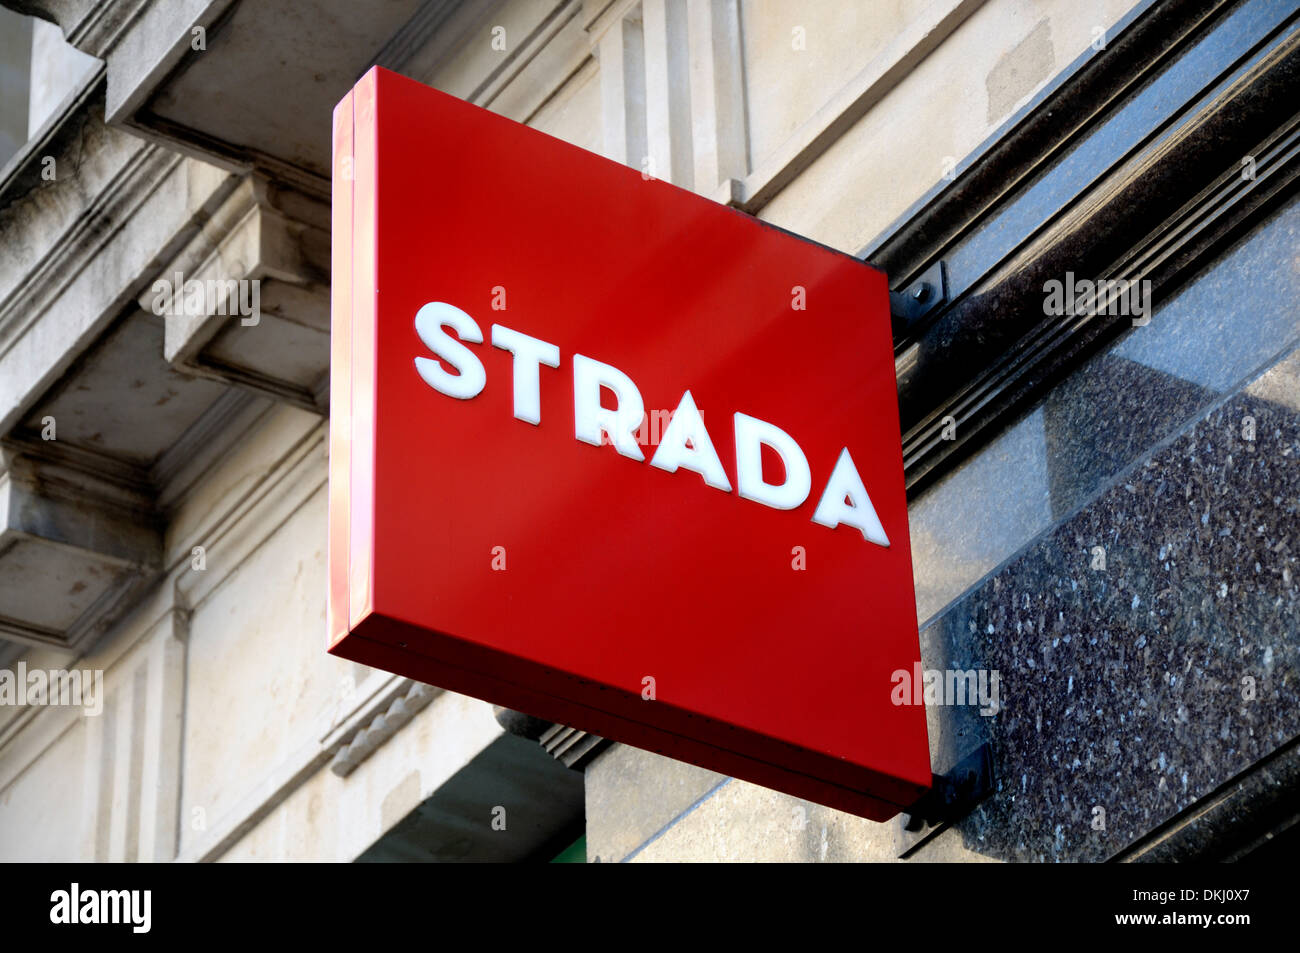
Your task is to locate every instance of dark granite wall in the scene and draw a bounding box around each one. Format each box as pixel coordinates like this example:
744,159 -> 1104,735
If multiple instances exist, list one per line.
929,363 -> 1298,859
910,187 -> 1300,860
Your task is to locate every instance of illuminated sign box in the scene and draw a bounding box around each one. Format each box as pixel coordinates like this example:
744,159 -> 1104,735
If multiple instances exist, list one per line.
329,67 -> 929,820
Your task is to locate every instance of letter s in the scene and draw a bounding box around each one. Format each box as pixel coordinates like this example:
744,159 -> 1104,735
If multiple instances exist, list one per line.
414,301 -> 486,399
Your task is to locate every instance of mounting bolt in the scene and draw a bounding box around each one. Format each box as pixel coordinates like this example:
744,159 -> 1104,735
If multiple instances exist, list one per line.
888,260 -> 948,334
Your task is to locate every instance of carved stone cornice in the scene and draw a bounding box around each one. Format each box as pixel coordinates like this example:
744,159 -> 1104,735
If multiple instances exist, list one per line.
142,174 -> 332,414
0,440 -> 161,651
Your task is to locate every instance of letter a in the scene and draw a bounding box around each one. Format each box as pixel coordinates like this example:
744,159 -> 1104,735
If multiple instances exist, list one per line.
811,448 -> 890,547
649,390 -> 731,491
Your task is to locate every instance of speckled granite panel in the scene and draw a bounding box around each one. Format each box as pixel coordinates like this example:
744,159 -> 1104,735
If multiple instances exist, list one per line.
921,348 -> 1300,861
1042,354 -> 1215,520
910,192 -> 1300,635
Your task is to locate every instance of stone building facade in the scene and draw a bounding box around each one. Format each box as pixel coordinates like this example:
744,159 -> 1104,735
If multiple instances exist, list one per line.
0,0 -> 1295,862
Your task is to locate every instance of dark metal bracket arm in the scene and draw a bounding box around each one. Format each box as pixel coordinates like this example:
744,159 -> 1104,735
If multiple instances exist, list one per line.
889,259 -> 948,337
897,742 -> 995,858
493,705 -> 612,771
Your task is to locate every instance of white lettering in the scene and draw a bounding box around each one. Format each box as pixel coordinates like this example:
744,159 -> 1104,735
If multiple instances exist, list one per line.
491,324 -> 560,425
649,390 -> 731,491
573,354 -> 646,461
812,448 -> 889,547
733,412 -> 811,510
414,301 -> 486,399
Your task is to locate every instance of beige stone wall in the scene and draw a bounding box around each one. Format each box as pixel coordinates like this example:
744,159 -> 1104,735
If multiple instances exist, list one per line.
0,400 -> 524,862
753,0 -> 1137,248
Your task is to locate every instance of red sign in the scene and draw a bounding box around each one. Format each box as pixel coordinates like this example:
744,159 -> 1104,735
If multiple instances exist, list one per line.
329,68 -> 930,820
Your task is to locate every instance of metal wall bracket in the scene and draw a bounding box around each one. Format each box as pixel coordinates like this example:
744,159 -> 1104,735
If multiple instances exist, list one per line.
889,259 -> 948,336
897,742 -> 995,858
493,706 -> 612,771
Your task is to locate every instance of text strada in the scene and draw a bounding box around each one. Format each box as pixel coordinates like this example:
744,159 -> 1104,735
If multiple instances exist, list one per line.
413,301 -> 891,547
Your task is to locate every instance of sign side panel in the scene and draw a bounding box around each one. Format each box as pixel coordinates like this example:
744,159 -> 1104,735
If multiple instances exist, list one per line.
347,69 -> 379,630
327,87 -> 354,650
